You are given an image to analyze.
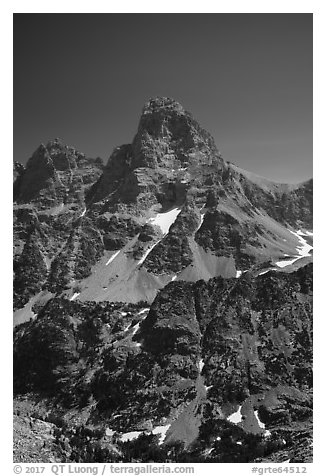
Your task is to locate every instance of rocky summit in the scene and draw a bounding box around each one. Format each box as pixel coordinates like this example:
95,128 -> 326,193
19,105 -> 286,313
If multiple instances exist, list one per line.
13,98 -> 312,463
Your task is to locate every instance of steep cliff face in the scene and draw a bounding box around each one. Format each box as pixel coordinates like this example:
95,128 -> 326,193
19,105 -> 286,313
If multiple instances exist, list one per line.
13,139 -> 104,309
13,98 -> 313,312
13,264 -> 312,462
89,98 -> 223,209
13,161 -> 25,183
13,97 -> 312,462
14,139 -> 104,206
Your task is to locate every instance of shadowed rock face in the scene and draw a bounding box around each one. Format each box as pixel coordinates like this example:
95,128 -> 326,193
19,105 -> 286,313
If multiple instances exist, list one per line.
13,161 -> 25,183
14,144 -> 57,204
13,98 -> 312,463
141,281 -> 201,356
13,264 -> 312,462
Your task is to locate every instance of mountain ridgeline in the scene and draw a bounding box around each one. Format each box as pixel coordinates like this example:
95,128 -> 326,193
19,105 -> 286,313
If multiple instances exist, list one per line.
13,97 -> 312,463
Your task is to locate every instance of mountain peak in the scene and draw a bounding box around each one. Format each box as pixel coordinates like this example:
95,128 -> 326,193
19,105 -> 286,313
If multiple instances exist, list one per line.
142,97 -> 186,115
13,138 -> 103,205
132,97 -> 221,170
13,97 -> 313,464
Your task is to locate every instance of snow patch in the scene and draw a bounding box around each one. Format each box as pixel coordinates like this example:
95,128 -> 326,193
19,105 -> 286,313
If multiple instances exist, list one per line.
297,229 -> 313,237
130,321 -> 143,347
79,208 -> 86,218
290,230 -> 313,257
198,359 -> 204,373
227,405 -> 242,424
138,208 -> 182,264
137,242 -> 159,265
195,211 -> 205,232
148,207 -> 182,235
257,268 -> 277,276
254,410 -> 271,437
131,323 -> 140,336
275,258 -> 298,268
254,410 -> 265,429
105,427 -> 115,437
276,229 -> 312,269
152,424 -> 171,445
70,293 -> 80,301
137,308 -> 150,315
258,269 -> 271,276
106,250 -> 120,266
120,431 -> 142,442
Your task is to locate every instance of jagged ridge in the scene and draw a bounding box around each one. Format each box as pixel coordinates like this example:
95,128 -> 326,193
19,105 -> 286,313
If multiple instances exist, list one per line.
13,98 -> 313,311
13,97 -> 313,463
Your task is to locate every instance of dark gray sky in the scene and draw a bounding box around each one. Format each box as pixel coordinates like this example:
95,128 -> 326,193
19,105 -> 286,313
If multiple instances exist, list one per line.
14,13 -> 312,183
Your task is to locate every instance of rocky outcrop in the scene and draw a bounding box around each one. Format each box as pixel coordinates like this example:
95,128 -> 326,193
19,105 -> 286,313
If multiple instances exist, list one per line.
13,98 -> 313,307
195,209 -> 258,269
141,281 -> 201,356
13,97 -> 313,462
13,161 -> 25,184
14,138 -> 104,207
229,164 -> 312,229
13,263 -> 312,462
13,140 -> 104,307
132,97 -> 222,169
13,231 -> 48,308
87,97 -> 224,213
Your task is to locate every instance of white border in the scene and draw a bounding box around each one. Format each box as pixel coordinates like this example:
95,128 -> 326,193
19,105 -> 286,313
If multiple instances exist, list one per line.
3,2 -> 324,475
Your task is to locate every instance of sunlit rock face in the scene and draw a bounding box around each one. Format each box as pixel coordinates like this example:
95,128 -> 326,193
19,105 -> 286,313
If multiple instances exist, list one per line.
13,98 -> 312,463
13,97 -> 312,308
